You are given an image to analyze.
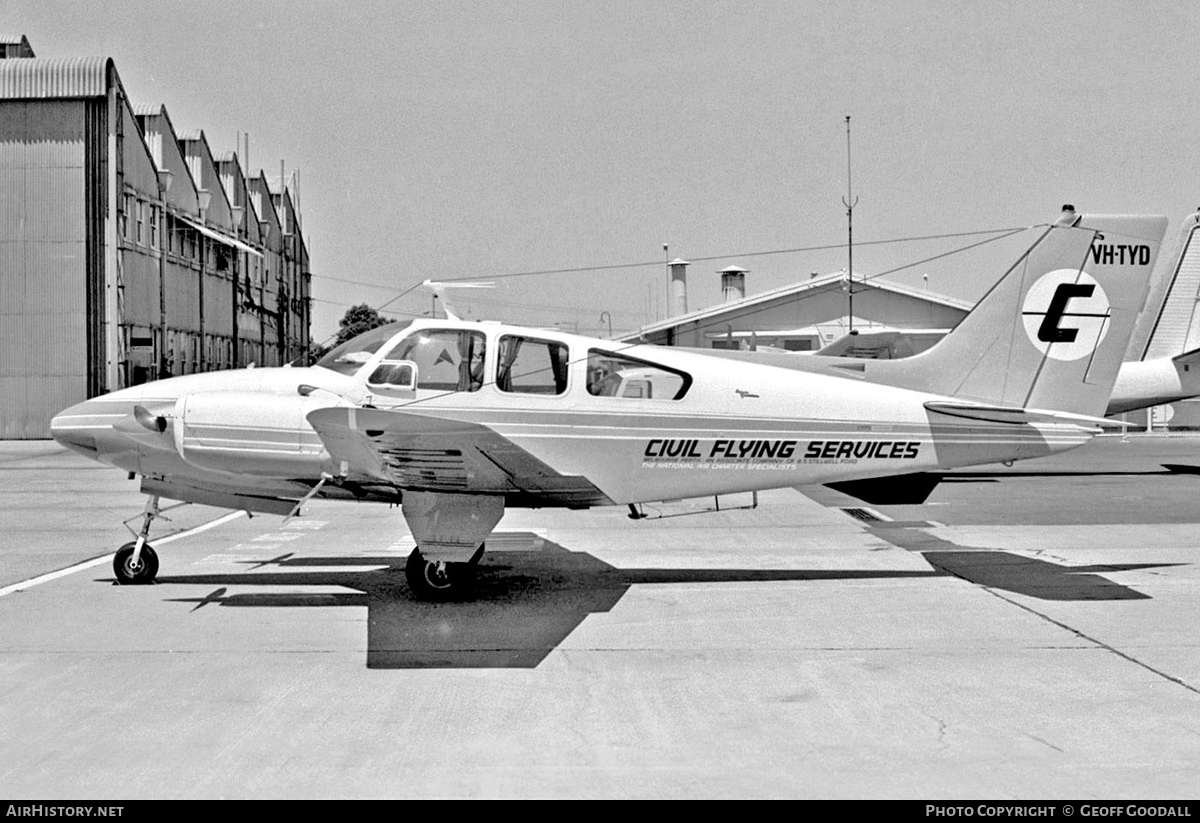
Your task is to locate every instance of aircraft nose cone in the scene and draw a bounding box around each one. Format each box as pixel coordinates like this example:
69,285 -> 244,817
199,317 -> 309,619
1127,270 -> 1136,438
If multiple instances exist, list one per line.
50,397 -> 140,468
50,399 -> 104,457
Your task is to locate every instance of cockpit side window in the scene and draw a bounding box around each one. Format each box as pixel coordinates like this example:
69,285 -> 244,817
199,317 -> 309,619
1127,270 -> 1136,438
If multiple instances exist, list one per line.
586,349 -> 691,400
372,329 -> 486,392
315,322 -> 411,376
496,336 -> 569,395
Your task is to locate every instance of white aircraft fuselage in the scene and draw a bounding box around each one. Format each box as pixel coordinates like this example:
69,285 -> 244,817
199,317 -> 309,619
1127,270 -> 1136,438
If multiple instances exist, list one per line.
51,319 -> 1094,511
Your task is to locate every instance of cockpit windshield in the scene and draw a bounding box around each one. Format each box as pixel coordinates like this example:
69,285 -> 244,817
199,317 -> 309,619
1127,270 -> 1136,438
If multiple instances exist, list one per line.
314,322 -> 412,376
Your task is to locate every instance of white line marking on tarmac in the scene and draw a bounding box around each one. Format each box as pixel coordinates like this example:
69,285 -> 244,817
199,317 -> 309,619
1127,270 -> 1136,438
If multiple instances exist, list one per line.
0,511 -> 245,597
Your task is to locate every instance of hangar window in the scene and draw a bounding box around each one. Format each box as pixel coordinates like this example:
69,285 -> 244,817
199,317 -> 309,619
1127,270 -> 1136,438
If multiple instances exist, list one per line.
586,350 -> 690,400
120,193 -> 132,240
496,336 -> 568,395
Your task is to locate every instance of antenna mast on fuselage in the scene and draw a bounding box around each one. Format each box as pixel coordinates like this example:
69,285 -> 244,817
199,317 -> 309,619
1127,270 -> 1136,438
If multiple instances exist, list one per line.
421,280 -> 495,320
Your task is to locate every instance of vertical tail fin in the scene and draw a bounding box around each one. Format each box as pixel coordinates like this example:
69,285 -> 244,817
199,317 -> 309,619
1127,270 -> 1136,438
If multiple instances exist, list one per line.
878,210 -> 1168,416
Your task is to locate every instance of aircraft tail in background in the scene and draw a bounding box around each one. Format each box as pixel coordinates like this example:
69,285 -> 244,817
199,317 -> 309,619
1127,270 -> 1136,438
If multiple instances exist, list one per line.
1127,210 -> 1200,361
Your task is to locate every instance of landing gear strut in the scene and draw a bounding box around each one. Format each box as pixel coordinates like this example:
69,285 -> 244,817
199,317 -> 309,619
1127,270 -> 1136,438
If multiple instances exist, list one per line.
113,495 -> 170,585
405,544 -> 485,601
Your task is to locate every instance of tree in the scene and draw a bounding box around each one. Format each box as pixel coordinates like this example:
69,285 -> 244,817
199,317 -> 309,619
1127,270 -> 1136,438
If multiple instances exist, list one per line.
305,340 -> 330,365
335,303 -> 391,346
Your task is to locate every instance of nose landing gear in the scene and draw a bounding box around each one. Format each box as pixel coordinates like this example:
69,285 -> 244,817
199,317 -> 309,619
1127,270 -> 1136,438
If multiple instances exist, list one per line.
113,495 -> 178,585
113,541 -> 159,585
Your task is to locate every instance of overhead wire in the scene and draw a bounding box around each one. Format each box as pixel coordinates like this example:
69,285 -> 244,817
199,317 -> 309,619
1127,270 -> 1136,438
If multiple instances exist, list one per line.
308,224 -> 1031,325
429,226 -> 1031,283
303,282 -> 429,356
857,226 -> 1029,283
368,222 -> 1045,411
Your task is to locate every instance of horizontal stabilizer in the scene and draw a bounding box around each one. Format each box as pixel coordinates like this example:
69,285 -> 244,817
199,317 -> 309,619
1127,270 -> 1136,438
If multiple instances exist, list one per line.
1171,346 -> 1200,367
924,401 -> 1109,428
815,328 -> 951,359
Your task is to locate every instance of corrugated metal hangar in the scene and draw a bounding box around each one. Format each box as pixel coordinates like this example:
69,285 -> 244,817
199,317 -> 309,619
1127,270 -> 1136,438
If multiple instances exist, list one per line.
623,260 -> 971,353
0,37 -> 311,438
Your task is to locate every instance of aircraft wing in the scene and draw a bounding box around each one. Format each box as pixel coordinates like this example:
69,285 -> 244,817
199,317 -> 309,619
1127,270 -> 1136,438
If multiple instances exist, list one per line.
306,406 -> 608,506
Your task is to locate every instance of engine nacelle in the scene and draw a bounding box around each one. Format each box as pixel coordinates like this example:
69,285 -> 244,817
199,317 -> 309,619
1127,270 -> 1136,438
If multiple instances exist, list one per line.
172,391 -> 334,478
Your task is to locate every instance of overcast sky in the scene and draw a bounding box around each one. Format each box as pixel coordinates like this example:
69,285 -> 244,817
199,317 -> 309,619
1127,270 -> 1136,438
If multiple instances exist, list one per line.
12,1 -> 1200,339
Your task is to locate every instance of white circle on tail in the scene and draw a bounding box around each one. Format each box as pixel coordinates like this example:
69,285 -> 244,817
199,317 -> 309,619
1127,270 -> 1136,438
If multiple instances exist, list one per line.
1021,270 -> 1110,361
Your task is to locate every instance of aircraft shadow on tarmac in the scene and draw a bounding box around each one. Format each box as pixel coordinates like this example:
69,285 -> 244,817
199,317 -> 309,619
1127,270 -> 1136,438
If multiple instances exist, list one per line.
936,463 -> 1200,484
148,531 -> 1180,669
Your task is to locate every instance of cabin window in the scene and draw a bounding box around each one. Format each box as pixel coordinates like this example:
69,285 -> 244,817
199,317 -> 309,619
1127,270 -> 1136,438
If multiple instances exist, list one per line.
378,329 -> 486,392
368,361 -> 415,388
586,349 -> 691,400
496,336 -> 568,395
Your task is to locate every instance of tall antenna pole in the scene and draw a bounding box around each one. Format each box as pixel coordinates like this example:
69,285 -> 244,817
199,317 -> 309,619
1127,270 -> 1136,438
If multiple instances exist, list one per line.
661,243 -> 669,321
842,116 -> 859,334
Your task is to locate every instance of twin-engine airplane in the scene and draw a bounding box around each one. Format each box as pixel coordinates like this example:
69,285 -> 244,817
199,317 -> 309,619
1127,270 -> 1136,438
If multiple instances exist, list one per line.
51,212 -> 1167,600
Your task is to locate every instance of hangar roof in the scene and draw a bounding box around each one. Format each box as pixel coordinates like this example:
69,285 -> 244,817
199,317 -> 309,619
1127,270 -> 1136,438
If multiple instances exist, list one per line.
0,56 -> 114,99
624,270 -> 972,341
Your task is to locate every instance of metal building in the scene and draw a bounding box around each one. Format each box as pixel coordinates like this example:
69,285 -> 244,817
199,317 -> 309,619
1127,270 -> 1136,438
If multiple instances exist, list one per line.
622,261 -> 970,353
0,41 -> 311,438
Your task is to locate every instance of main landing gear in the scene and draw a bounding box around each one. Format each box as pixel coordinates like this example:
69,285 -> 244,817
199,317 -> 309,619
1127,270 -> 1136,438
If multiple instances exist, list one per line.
400,491 -> 503,601
404,544 -> 485,601
113,495 -> 176,585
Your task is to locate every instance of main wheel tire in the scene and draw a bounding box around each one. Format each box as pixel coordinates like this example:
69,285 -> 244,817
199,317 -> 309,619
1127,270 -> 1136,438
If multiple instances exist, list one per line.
113,541 -> 159,585
405,547 -> 478,601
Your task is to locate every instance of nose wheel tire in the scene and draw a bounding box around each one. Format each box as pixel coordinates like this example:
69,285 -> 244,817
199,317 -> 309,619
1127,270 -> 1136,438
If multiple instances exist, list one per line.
113,542 -> 159,585
405,546 -> 482,601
